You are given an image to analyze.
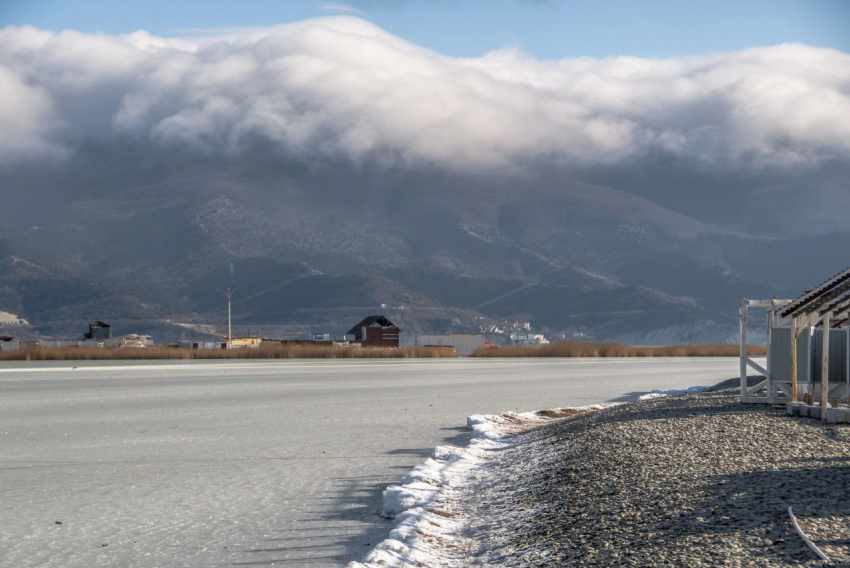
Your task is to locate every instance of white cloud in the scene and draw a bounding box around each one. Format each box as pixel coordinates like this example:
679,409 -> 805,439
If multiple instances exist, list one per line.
319,3 -> 369,16
0,62 -> 64,162
0,17 -> 848,170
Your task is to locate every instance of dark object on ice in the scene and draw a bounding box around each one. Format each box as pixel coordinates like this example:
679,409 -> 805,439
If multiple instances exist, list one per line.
55,521 -> 62,525
346,315 -> 400,348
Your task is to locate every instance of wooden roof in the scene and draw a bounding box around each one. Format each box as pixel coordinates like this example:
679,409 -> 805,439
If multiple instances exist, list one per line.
346,315 -> 396,335
781,267 -> 850,318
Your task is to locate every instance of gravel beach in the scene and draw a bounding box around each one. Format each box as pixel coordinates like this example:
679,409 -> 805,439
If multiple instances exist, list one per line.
457,379 -> 850,566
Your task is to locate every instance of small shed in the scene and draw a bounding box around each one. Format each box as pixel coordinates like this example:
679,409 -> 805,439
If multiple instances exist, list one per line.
83,321 -> 112,341
740,267 -> 850,419
347,315 -> 400,348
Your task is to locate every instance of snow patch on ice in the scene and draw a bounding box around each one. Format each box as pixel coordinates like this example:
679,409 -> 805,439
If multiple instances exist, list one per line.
350,404 -> 611,567
351,386 -> 707,566
349,438 -> 493,566
638,385 -> 711,400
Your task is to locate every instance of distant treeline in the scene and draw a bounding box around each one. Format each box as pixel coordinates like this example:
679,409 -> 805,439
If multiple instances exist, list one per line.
472,341 -> 765,358
0,345 -> 457,361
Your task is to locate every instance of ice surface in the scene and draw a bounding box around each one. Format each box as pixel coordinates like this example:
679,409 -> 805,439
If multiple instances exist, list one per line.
0,358 -> 749,566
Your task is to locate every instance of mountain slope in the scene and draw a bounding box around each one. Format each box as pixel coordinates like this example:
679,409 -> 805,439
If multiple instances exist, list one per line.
0,167 -> 832,343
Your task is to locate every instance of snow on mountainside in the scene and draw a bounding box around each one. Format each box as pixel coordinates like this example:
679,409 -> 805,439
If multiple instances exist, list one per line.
0,165 -> 838,343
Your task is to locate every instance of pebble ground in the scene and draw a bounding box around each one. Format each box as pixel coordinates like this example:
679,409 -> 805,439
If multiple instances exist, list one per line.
460,380 -> 850,566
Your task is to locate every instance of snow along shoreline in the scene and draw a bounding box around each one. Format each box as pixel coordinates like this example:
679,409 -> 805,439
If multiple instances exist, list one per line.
349,385 -> 709,567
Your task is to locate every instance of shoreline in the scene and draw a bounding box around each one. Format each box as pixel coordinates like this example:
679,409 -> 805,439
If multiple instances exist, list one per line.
0,357 -> 747,374
350,397 -> 624,567
351,378 -> 850,566
0,345 -> 457,361
471,341 -> 765,358
0,341 -> 762,361
349,404 -> 607,567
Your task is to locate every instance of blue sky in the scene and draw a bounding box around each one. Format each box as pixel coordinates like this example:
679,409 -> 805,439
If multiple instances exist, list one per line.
2,0 -> 848,58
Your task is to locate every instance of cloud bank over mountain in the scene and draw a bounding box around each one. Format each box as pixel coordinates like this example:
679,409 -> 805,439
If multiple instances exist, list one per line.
1,16 -> 849,171
1,15 -> 849,344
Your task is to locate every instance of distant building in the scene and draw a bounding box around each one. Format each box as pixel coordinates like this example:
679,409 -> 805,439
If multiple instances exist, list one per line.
511,332 -> 549,346
229,337 -> 263,349
30,340 -> 87,348
83,321 -> 112,341
416,334 -> 484,356
180,339 -> 227,350
0,335 -> 19,351
0,310 -> 28,327
346,315 -> 400,348
105,334 -> 154,349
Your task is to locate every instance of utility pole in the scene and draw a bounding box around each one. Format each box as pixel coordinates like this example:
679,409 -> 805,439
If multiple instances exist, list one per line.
222,288 -> 234,349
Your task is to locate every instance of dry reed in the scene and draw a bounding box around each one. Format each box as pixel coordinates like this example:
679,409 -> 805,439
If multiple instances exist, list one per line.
471,340 -> 765,358
0,345 -> 458,361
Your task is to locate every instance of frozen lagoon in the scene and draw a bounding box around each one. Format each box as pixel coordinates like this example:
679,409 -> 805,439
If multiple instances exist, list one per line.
0,358 -> 744,566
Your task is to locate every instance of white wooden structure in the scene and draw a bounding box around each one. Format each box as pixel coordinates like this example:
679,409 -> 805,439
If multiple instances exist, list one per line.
740,268 -> 850,421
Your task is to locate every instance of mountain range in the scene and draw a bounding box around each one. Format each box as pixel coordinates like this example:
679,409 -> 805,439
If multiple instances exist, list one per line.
2,154 -> 847,345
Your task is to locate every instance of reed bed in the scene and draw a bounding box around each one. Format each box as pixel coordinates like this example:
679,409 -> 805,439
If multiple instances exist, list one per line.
0,345 -> 458,361
471,340 -> 765,358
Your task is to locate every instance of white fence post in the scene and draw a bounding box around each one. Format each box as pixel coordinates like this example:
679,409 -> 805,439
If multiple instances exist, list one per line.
791,316 -> 798,403
766,308 -> 772,390
740,302 -> 747,402
822,312 -> 831,421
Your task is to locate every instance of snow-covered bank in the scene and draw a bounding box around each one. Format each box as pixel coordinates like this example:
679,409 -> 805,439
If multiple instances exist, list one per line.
637,384 -> 711,400
349,405 -> 609,567
378,378 -> 850,566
